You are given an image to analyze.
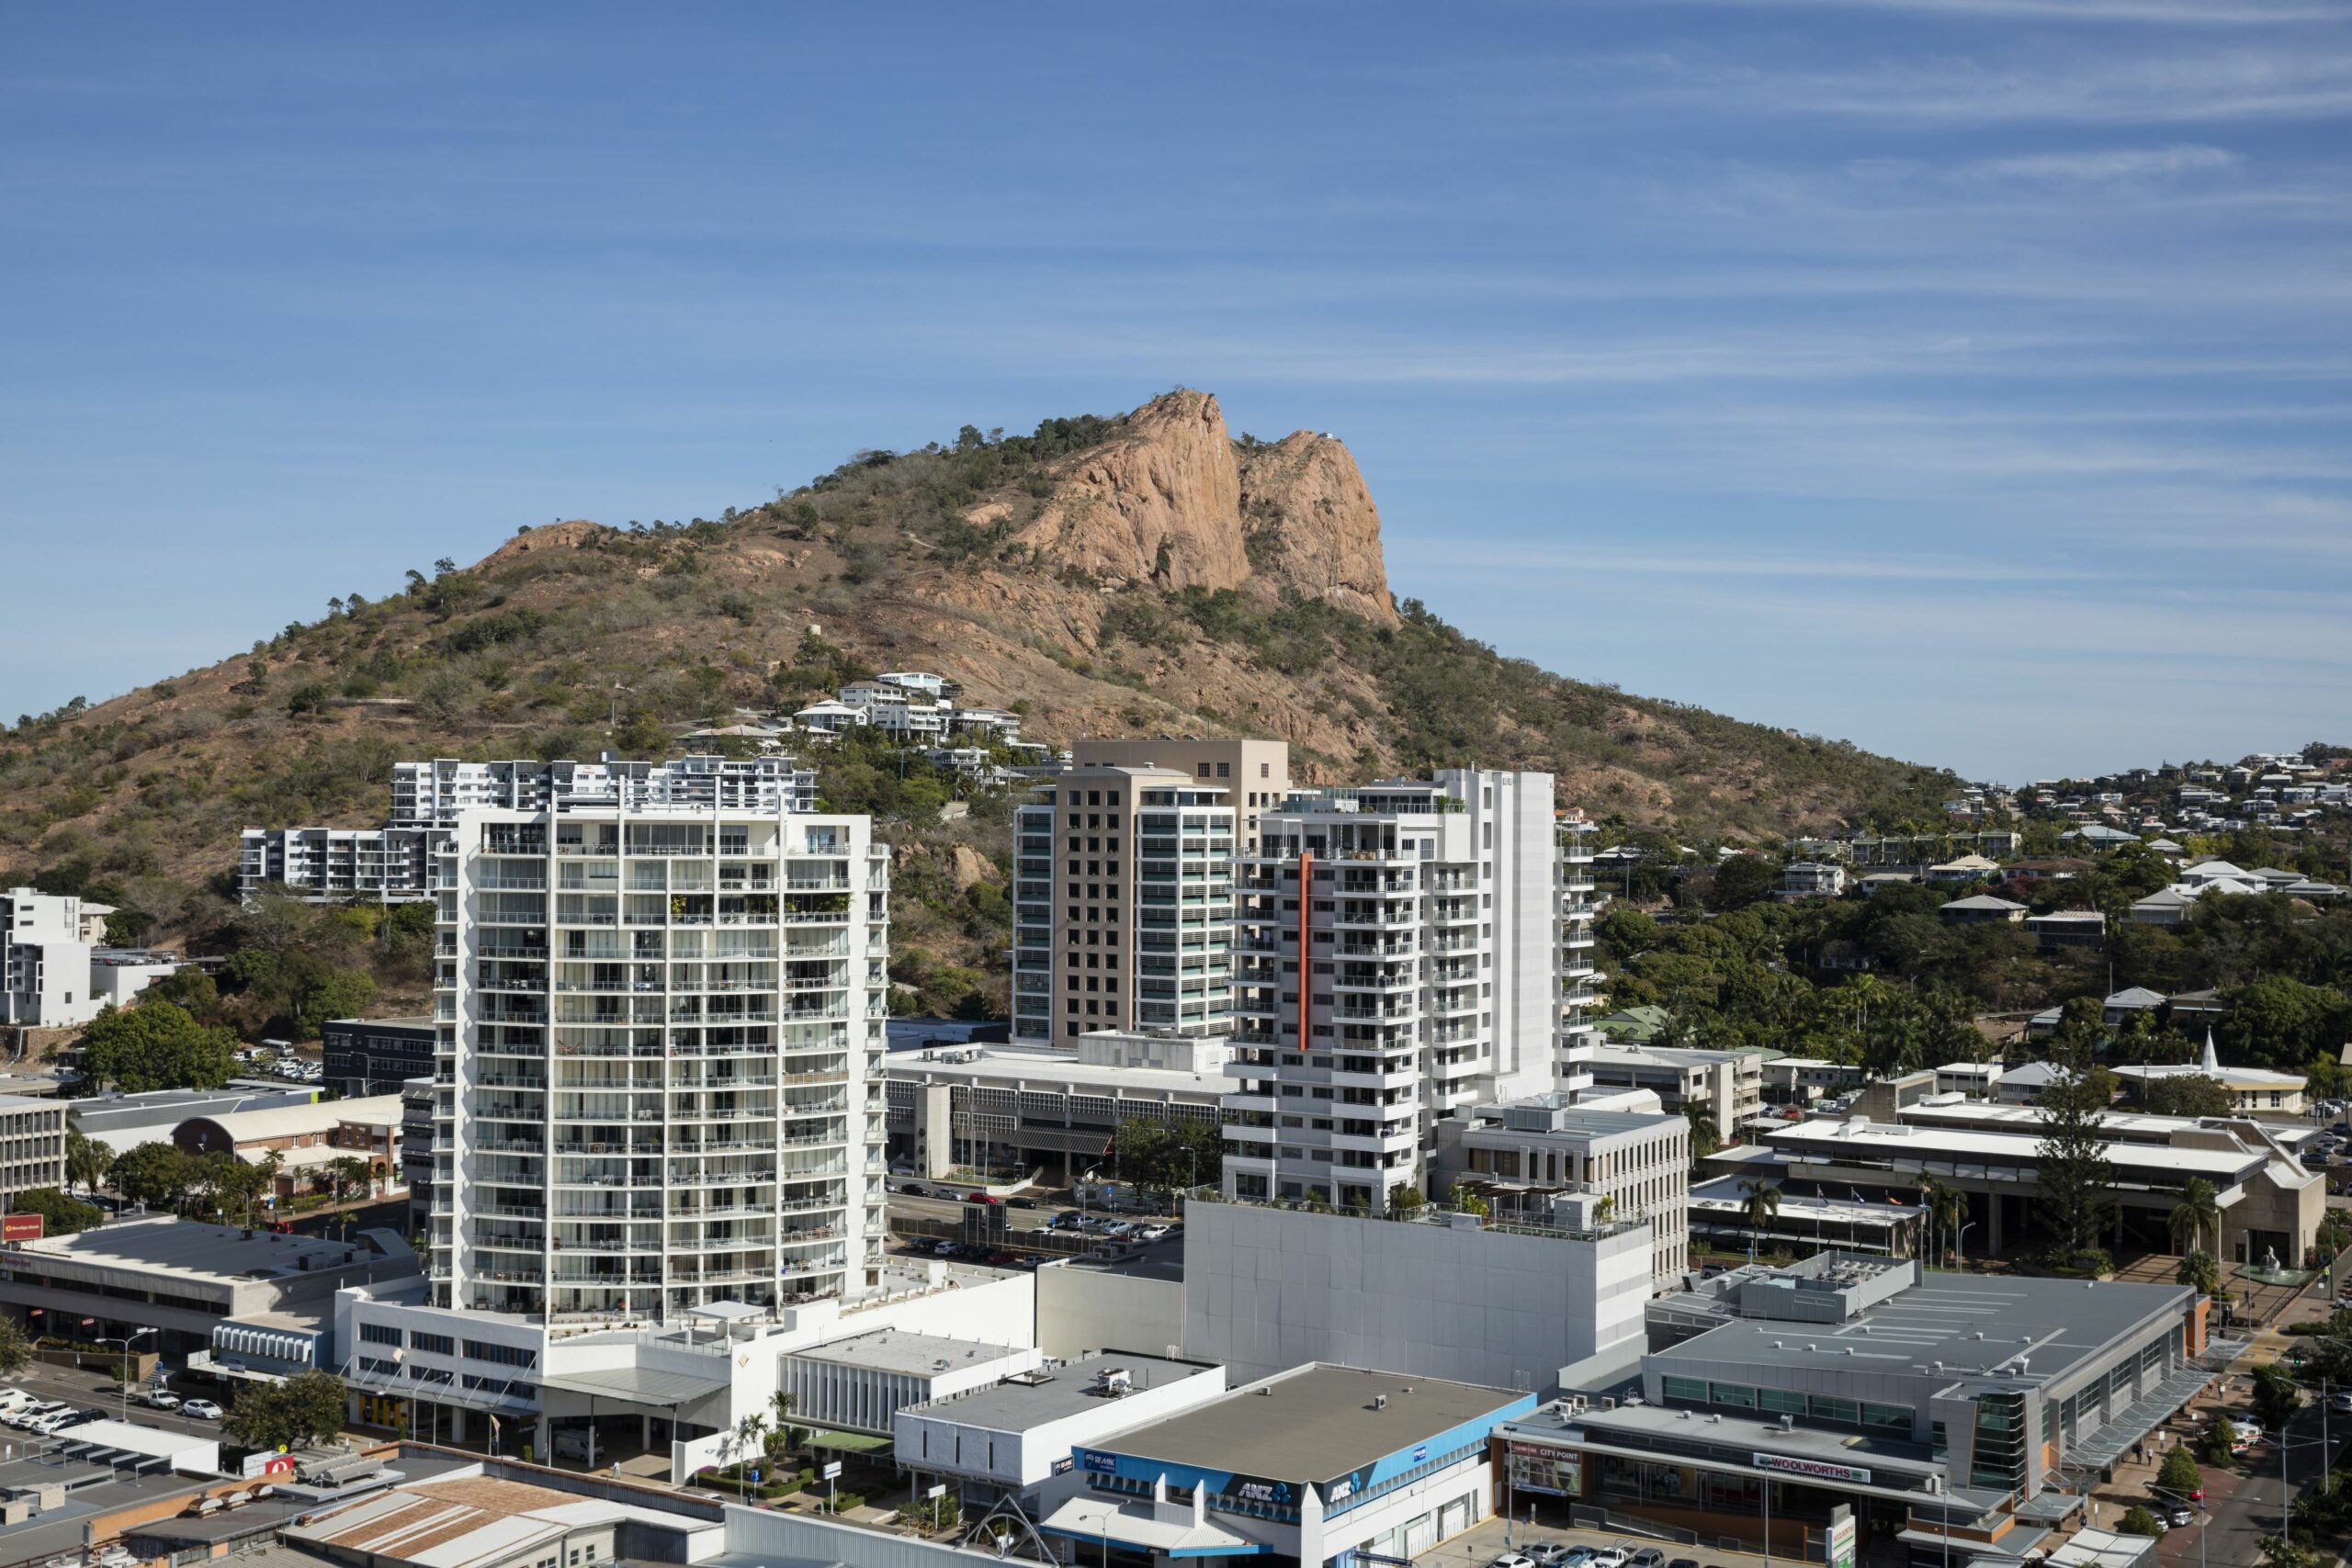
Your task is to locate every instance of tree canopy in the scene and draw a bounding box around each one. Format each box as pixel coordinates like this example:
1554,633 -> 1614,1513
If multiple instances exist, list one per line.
223,1368 -> 347,1452
80,1000 -> 238,1092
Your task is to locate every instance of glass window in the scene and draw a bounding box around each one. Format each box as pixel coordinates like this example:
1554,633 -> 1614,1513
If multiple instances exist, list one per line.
1808,1395 -> 1860,1426
1711,1382 -> 1758,1410
1758,1388 -> 1806,1416
1662,1377 -> 1709,1404
1861,1404 -> 1911,1432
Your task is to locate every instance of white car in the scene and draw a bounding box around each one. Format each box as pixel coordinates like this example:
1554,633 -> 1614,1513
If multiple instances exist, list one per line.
0,1389 -> 35,1412
1587,1551 -> 1630,1568
6,1401 -> 66,1428
180,1398 -> 224,1422
143,1391 -> 182,1412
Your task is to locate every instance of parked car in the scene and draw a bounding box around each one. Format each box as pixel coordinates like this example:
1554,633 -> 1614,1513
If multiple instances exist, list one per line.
6,1401 -> 67,1428
1138,1224 -> 1171,1242
2163,1506 -> 2195,1528
1523,1544 -> 1573,1567
1586,1549 -> 1629,1568
1486,1554 -> 1536,1568
0,1389 -> 35,1412
181,1399 -> 225,1421
1668,1558 -> 1702,1568
1628,1549 -> 1668,1568
1006,1196 -> 1039,1209
965,1192 -> 1001,1205
143,1391 -> 182,1411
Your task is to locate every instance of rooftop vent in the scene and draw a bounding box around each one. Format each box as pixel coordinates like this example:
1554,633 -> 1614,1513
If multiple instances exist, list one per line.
1372,1394 -> 1388,1411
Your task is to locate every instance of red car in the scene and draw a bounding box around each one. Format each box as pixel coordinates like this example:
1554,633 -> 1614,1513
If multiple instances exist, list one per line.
965,1191 -> 1001,1205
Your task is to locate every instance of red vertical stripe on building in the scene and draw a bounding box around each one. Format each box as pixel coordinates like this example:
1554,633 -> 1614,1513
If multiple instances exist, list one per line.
1297,851 -> 1313,1051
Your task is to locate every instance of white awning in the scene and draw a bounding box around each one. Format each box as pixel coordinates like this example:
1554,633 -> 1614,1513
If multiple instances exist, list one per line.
1038,1495 -> 1267,1557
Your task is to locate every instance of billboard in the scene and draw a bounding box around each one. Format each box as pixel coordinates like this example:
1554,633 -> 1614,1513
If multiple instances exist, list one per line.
1754,1451 -> 1871,1485
1506,1440 -> 1583,1497
3,1213 -> 42,1244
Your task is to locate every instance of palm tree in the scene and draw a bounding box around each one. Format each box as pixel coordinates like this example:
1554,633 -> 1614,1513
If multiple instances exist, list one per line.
768,1390 -> 798,1458
1740,1179 -> 1781,1259
2170,1178 -> 2222,1258
734,1414 -> 768,1468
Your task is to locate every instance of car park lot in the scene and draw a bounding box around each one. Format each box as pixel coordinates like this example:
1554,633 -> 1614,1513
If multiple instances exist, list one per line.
1415,1515 -> 1777,1568
0,1361 -> 240,1444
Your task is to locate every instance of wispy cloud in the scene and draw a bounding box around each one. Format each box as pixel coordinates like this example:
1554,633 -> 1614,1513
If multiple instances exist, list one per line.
1959,143 -> 2243,180
1667,0 -> 2346,25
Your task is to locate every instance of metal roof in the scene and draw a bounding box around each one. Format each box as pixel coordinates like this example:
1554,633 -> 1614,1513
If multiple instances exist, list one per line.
537,1365 -> 729,1407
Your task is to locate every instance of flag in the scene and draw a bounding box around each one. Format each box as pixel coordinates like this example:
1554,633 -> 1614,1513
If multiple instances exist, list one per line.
1887,1194 -> 1904,1205
1102,1134 -> 1116,1160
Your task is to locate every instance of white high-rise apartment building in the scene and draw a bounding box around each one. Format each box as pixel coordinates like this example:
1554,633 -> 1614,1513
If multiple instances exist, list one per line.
1011,765 -> 1236,1047
0,887 -> 110,1028
1223,770 -> 1599,1213
423,765 -> 889,1324
241,756 -> 817,905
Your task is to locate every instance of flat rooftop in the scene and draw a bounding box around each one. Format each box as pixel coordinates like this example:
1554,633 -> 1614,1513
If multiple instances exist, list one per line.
1656,1270 -> 2193,1390
791,1328 -> 1026,1377
1766,1118 -> 2263,1179
886,1043 -> 1225,1097
907,1350 -> 1217,1429
1092,1364 -> 1527,1486
16,1214 -> 396,1285
1690,1176 -> 1919,1225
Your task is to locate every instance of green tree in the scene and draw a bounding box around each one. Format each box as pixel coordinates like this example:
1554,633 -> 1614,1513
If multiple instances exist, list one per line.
1108,1115 -> 1223,1202
2116,1506 -> 2162,1538
2221,977 -> 2352,1071
297,969 -> 378,1038
1708,855 -> 1778,912
2257,1534 -> 2317,1568
0,1319 -> 28,1378
9,1188 -> 101,1235
2158,1445 -> 2202,1497
80,1000 -> 238,1092
1741,1179 -> 1782,1242
223,1368 -> 347,1451
2201,1416 -> 2240,1466
2252,1362 -> 2302,1428
2143,1076 -> 2238,1118
64,1125 -> 111,1196
2177,1250 -> 2224,1301
2034,1036 -> 2117,1262
109,1141 -> 197,1211
328,1155 -> 374,1203
2169,1179 -> 2222,1258
1682,1100 -> 1721,1165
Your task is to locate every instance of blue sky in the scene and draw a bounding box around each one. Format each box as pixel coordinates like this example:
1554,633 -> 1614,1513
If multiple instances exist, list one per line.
4,3 -> 2346,783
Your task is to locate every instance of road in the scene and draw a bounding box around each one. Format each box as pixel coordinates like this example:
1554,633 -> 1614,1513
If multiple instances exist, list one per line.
0,1355 -> 237,1448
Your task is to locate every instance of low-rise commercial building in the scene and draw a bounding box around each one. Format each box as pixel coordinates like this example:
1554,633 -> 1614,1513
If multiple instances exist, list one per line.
896,1349 -> 1227,1512
0,1095 -> 65,1213
0,1213 -> 416,1355
1763,1103 -> 2322,1265
2111,1034 -> 2307,1115
70,1085 -> 320,1156
1583,1042 -> 1764,1145
1044,1364 -> 1538,1568
1760,1056 -> 1863,1107
780,1328 -> 1039,1449
886,1030 -> 1227,1184
323,1015 -> 436,1098
1431,1095 -> 1691,1288
1501,1254 -> 2218,1563
173,1094 -> 404,1199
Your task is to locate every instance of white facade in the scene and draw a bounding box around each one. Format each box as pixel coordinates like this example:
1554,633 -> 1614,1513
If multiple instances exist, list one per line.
1180,1197 -> 1652,1388
427,785 -> 890,1324
0,886 -> 100,1027
1222,772 -> 1598,1213
1010,766 -> 1237,1048
242,757 -> 817,905
895,1351 -> 1227,1501
1432,1097 -> 1691,1289
783,1328 -> 1039,1436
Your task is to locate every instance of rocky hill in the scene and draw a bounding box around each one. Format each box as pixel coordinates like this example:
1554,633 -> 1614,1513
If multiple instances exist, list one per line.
0,388 -> 1958,987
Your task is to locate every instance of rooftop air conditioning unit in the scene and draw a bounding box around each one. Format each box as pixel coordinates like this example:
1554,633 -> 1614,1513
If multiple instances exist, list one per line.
1373,1394 -> 1388,1411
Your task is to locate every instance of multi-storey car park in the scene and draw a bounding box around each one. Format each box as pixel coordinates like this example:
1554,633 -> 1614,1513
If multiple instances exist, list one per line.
1011,764 -> 1238,1049
1221,770 -> 1599,1213
410,761 -> 890,1325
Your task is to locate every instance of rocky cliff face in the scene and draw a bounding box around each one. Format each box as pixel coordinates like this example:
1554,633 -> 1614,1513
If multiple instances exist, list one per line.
1238,429 -> 1399,625
999,389 -> 1395,621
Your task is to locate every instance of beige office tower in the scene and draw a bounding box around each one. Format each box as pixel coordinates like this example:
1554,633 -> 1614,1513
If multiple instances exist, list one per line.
1069,739 -> 1291,850
1010,765 -> 1238,1048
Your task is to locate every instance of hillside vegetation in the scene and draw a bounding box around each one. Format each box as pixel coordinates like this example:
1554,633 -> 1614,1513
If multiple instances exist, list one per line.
0,389 -> 1957,1011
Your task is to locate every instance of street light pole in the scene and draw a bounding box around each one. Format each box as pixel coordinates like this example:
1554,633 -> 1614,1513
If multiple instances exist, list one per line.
1955,1221 -> 1977,1272
103,1328 -> 157,1420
